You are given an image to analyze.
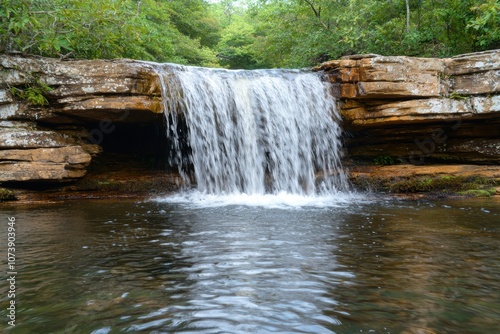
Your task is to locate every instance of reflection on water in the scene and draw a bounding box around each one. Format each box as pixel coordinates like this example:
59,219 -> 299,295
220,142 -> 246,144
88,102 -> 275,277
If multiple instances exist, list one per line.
1,197 -> 499,333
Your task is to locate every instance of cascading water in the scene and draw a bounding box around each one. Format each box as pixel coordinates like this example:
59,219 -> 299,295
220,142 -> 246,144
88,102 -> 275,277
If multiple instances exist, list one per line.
154,64 -> 349,196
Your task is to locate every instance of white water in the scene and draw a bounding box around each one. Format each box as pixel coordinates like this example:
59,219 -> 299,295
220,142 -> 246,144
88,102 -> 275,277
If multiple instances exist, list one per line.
154,65 -> 349,198
153,190 -> 369,209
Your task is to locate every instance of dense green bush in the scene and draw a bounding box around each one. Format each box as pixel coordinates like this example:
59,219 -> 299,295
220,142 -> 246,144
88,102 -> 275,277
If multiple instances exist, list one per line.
0,0 -> 219,65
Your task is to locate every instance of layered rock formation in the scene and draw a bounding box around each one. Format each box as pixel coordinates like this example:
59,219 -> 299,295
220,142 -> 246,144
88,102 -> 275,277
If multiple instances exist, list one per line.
1,50 -> 499,199
0,54 -> 164,185
314,49 -> 499,195
315,50 -> 500,165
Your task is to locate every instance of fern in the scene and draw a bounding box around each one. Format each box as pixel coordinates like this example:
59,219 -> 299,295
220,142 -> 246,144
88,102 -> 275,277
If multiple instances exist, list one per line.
10,78 -> 52,106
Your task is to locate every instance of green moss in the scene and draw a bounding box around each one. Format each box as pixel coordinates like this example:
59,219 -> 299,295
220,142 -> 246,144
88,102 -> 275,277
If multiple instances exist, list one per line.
385,175 -> 497,196
458,189 -> 495,197
374,156 -> 395,166
0,188 -> 17,202
449,92 -> 469,100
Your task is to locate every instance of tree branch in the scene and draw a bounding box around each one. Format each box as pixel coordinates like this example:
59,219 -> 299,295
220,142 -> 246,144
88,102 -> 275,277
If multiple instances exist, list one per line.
303,0 -> 329,29
303,0 -> 320,18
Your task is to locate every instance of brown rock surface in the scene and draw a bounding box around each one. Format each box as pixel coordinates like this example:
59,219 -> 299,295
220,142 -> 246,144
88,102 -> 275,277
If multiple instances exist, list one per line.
0,54 -> 163,123
0,146 -> 91,182
0,53 -> 165,186
444,50 -> 500,75
317,49 -> 500,169
351,164 -> 500,179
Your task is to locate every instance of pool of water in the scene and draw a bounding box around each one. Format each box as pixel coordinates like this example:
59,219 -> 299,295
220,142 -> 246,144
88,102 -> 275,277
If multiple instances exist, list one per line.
1,195 -> 499,333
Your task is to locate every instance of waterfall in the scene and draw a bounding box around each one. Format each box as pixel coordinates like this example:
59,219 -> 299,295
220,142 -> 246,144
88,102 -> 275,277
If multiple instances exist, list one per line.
154,64 -> 348,195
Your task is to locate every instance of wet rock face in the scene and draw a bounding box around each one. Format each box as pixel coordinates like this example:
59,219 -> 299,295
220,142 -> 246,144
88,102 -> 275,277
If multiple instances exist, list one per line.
316,49 -> 500,164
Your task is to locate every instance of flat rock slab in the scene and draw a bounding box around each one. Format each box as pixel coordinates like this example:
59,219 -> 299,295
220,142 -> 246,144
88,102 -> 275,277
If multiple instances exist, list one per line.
351,164 -> 500,179
0,161 -> 87,182
0,146 -> 91,182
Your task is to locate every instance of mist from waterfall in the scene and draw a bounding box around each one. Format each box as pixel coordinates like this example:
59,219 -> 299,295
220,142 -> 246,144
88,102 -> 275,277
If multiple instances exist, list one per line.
155,65 -> 349,196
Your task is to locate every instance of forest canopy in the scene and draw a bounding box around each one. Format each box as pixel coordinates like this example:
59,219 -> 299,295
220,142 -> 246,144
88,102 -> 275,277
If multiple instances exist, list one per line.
1,0 -> 498,69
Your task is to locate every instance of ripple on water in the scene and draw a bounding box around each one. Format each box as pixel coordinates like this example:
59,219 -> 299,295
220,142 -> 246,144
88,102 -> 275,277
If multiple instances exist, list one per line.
1,198 -> 499,333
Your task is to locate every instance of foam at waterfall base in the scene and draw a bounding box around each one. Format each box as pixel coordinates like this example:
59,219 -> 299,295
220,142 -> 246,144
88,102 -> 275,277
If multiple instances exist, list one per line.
151,190 -> 368,209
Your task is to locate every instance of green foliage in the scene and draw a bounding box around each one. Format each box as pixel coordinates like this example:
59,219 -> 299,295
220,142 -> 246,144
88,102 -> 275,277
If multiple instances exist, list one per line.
0,0 -> 221,65
374,156 -> 395,166
0,0 -> 497,68
216,15 -> 261,68
238,0 -> 499,68
10,76 -> 52,106
467,0 -> 500,49
0,187 -> 17,201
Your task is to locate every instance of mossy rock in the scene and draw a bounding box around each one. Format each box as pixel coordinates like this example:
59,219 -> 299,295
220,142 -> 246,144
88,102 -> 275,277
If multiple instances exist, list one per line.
0,188 -> 17,202
458,188 -> 496,197
385,175 -> 497,196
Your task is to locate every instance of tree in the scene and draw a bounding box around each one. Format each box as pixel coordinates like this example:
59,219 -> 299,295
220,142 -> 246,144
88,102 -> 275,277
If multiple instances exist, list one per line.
406,0 -> 410,33
467,0 -> 500,50
216,15 -> 260,68
242,0 -> 498,67
0,0 -> 221,65
1,0 -> 497,68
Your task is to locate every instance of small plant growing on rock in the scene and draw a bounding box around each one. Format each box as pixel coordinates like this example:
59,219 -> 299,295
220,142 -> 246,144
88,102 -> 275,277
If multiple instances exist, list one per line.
449,92 -> 469,100
374,156 -> 395,166
10,77 -> 52,106
0,187 -> 17,202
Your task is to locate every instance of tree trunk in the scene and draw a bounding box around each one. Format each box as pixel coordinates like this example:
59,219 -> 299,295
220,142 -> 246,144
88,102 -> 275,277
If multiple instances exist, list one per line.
406,0 -> 410,33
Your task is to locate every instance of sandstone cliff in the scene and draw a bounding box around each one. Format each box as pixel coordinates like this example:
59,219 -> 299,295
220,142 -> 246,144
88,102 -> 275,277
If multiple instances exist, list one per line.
1,50 -> 499,200
1,54 -> 165,186
314,49 -> 500,195
315,50 -> 500,165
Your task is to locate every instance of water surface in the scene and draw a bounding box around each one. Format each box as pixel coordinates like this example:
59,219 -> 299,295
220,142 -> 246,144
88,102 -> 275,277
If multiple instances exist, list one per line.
1,196 -> 499,333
